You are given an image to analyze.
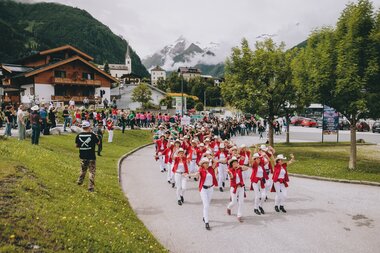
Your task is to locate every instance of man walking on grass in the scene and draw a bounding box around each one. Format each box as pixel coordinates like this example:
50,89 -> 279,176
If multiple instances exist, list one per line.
75,121 -> 99,192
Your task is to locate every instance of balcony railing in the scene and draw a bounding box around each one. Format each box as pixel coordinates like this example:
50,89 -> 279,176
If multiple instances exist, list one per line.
52,77 -> 101,86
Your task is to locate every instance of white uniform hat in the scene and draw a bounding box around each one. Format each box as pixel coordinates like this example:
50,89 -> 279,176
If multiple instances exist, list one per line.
31,105 -> 39,111
260,145 -> 269,152
275,154 -> 287,160
199,157 -> 210,166
252,153 -> 260,159
178,148 -> 185,153
81,121 -> 91,128
228,156 -> 238,165
240,144 -> 247,148
219,143 -> 225,148
204,138 -> 210,142
199,143 -> 205,147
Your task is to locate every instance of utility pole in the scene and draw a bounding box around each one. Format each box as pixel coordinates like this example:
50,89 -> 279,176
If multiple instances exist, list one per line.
181,76 -> 184,116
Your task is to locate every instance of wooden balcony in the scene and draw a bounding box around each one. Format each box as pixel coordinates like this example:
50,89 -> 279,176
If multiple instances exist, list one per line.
52,77 -> 101,86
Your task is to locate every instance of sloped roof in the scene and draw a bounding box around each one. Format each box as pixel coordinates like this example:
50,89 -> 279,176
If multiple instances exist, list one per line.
39,45 -> 94,61
1,64 -> 34,73
23,56 -> 118,82
167,92 -> 199,100
151,65 -> 165,72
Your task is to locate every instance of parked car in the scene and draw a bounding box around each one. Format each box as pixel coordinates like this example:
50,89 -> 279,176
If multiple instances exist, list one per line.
372,122 -> 380,133
339,118 -> 351,130
356,121 -> 370,132
291,116 -> 305,126
316,118 -> 323,128
301,118 -> 318,127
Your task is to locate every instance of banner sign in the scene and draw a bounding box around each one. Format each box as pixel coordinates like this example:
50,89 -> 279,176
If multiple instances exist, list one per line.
322,106 -> 339,135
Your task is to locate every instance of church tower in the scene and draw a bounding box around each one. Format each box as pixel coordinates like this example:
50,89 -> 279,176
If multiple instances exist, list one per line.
125,44 -> 132,74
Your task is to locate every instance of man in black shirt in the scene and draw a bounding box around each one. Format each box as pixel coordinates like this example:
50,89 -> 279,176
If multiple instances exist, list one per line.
4,106 -> 12,136
75,120 -> 99,192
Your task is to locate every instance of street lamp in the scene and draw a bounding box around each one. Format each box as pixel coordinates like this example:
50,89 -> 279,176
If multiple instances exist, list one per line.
181,76 -> 184,116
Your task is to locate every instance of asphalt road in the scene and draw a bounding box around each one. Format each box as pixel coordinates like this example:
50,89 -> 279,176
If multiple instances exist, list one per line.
120,145 -> 380,253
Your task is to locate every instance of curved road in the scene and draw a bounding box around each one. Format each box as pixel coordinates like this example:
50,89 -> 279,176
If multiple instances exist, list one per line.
120,145 -> 380,253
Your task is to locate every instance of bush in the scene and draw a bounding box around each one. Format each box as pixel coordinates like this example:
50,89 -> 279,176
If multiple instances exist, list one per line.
195,102 -> 204,111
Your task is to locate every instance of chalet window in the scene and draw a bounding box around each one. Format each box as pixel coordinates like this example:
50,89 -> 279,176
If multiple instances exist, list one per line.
54,70 -> 66,78
30,87 -> 34,96
82,72 -> 94,80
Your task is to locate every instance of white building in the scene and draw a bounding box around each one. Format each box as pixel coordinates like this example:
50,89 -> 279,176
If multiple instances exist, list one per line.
110,83 -> 166,110
150,65 -> 166,86
100,46 -> 132,79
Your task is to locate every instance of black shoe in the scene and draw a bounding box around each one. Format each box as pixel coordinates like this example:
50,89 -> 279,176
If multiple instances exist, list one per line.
97,154 -> 102,156
172,183 -> 175,188
77,181 -> 83,185
180,196 -> 184,203
254,209 -> 261,215
194,177 -> 198,181
275,206 -> 280,212
205,223 -> 211,230
265,196 -> 268,201
280,206 -> 287,213
222,182 -> 225,187
167,180 -> 171,184
178,200 -> 182,206
88,188 -> 94,192
259,206 -> 265,214
203,217 -> 205,223
161,170 -> 164,173
219,187 -> 223,192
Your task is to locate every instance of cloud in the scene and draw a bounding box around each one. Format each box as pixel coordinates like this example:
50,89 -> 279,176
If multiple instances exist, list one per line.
31,0 -> 380,59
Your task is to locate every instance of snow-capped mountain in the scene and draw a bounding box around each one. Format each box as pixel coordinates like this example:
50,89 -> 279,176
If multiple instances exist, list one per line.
142,36 -> 224,76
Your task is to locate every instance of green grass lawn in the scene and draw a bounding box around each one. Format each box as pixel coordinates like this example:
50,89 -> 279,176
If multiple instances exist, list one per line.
0,130 -> 166,253
272,142 -> 380,183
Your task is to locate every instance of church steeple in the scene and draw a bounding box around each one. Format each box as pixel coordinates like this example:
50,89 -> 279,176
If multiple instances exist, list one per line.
125,44 -> 132,74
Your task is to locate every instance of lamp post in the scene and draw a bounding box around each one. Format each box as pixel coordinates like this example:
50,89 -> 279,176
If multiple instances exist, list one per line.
181,76 -> 184,116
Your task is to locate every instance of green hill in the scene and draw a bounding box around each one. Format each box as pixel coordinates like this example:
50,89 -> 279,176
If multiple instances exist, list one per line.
0,0 -> 149,77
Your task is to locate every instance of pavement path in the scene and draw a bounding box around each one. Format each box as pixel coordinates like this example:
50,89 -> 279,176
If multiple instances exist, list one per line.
120,145 -> 380,253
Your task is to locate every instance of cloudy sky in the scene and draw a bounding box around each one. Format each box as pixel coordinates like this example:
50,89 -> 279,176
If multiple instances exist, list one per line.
29,0 -> 380,59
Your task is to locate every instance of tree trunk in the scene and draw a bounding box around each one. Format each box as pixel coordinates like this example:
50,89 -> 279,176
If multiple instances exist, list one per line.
348,116 -> 357,170
286,115 -> 290,144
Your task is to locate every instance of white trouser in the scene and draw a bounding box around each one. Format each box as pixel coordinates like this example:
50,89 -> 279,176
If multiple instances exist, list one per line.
242,167 -> 251,183
227,186 -> 245,217
107,130 -> 113,142
158,155 -> 165,171
217,164 -> 227,187
265,170 -> 272,193
274,182 -> 287,206
175,173 -> 187,200
166,163 -> 173,181
200,187 -> 213,223
189,160 -> 198,173
252,182 -> 266,209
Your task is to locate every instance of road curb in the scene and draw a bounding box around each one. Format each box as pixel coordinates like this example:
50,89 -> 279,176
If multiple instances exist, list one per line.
117,142 -> 154,183
289,173 -> 380,187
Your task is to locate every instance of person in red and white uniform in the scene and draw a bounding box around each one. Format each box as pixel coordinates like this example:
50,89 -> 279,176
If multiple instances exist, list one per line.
162,142 -> 174,183
215,143 -> 228,192
168,140 -> 182,187
106,118 -> 114,143
239,144 -> 252,182
250,153 -> 269,215
172,148 -> 189,205
272,154 -> 295,213
187,140 -> 199,180
189,157 -> 218,230
155,134 -> 168,172
227,156 -> 249,222
258,144 -> 275,196
210,135 -> 220,153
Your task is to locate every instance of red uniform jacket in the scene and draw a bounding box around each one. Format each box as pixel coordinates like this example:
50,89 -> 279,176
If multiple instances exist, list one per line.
239,150 -> 251,165
229,167 -> 245,194
162,146 -> 174,164
215,150 -> 228,166
271,163 -> 289,192
198,167 -> 218,191
187,147 -> 198,162
156,139 -> 168,153
196,148 -> 206,164
260,152 -> 273,173
172,156 -> 189,174
250,163 -> 269,189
